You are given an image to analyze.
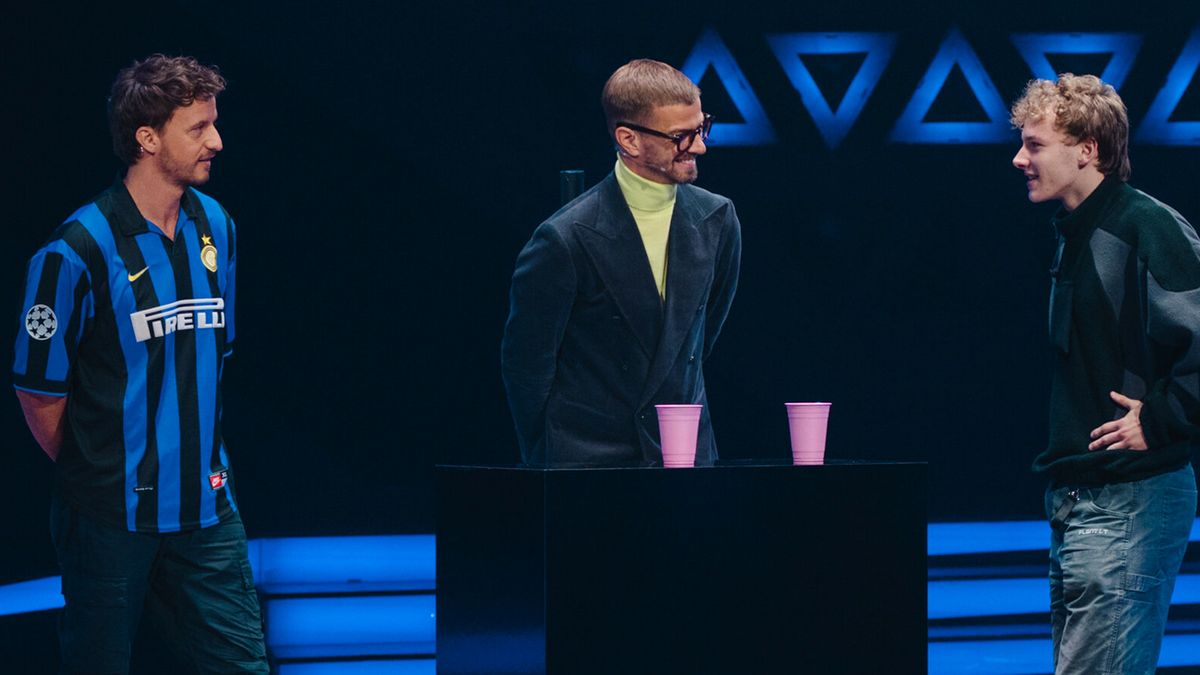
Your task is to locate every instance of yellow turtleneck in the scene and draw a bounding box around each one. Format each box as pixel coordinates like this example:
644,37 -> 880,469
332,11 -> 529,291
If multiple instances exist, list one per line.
615,156 -> 676,300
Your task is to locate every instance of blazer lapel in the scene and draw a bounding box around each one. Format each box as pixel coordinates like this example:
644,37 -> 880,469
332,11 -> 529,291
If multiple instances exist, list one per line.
574,175 -> 663,358
638,186 -> 712,409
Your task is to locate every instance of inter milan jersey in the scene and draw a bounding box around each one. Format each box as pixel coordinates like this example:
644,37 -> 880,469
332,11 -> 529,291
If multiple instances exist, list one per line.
13,181 -> 239,533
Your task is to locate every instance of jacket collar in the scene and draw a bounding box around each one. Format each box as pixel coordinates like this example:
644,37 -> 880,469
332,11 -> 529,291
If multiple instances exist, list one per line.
1053,175 -> 1123,239
571,173 -> 718,406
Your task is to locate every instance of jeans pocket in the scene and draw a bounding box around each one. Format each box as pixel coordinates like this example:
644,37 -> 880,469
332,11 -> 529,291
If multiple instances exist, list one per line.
1088,482 -> 1137,516
1122,571 -> 1162,595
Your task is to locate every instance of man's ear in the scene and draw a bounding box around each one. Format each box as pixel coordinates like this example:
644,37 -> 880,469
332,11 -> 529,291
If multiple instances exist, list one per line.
614,126 -> 640,157
1078,136 -> 1099,169
135,126 -> 159,156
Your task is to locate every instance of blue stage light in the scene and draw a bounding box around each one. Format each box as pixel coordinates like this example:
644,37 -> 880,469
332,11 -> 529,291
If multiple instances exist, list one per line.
277,659 -> 435,675
928,574 -> 1200,620
927,520 -> 1047,555
0,576 -> 62,616
266,595 -> 436,658
1137,26 -> 1200,145
929,637 -> 1050,674
680,27 -> 777,146
928,577 -> 1046,619
1011,33 -> 1143,89
251,535 -> 435,592
890,27 -> 1013,144
929,633 -> 1200,674
928,518 -> 1200,556
766,32 -> 898,149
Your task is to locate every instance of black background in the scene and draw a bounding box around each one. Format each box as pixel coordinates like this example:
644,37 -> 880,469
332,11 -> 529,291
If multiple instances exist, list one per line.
4,0 -> 1200,587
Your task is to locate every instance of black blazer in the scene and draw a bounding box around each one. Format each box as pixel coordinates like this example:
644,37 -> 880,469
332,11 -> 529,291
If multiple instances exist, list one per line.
501,173 -> 741,466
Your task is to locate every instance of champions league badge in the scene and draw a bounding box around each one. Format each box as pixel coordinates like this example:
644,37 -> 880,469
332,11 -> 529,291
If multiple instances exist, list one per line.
200,234 -> 218,273
208,469 -> 228,491
25,304 -> 58,341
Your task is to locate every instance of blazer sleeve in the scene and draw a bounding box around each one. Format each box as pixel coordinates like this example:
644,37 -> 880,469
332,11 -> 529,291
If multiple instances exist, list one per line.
703,201 -> 742,360
501,223 -> 577,459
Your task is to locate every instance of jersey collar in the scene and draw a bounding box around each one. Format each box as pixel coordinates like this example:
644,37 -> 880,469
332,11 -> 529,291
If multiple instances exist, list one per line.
109,178 -> 204,237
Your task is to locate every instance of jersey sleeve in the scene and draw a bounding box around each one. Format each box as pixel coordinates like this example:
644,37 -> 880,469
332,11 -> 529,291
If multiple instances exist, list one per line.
12,239 -> 94,395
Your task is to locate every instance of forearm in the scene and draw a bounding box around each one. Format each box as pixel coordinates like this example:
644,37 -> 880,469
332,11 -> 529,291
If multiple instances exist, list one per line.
15,390 -> 67,461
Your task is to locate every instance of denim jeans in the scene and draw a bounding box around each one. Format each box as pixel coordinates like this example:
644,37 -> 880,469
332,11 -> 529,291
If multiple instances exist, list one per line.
1045,464 -> 1197,675
50,495 -> 269,674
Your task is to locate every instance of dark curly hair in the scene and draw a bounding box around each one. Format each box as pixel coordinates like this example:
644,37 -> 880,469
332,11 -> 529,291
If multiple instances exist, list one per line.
107,54 -> 226,166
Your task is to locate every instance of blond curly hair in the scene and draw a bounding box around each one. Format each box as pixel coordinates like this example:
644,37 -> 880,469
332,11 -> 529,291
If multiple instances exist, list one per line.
1010,73 -> 1130,180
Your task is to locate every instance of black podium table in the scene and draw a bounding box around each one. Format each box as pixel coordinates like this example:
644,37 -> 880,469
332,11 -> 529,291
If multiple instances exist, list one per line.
436,461 -> 926,674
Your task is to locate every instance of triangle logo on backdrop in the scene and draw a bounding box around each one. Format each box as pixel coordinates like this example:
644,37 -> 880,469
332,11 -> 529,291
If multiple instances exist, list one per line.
767,32 -> 898,149
890,27 -> 1012,144
680,27 -> 777,146
1138,27 -> 1200,145
1011,33 -> 1142,89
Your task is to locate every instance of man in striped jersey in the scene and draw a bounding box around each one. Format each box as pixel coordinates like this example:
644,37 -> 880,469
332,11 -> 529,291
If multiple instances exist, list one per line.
13,55 -> 268,672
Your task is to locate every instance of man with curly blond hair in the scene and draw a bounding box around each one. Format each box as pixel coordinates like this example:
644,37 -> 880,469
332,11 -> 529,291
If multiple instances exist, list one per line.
1012,73 -> 1200,674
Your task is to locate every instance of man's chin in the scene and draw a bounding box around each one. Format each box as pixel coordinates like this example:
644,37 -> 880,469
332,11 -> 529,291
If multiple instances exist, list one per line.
673,169 -> 698,184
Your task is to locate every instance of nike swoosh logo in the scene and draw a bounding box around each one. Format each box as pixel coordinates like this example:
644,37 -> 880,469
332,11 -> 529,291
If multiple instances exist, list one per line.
127,267 -> 149,282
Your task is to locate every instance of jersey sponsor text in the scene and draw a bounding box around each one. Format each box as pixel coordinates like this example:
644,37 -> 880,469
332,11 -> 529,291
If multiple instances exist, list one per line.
130,298 -> 225,343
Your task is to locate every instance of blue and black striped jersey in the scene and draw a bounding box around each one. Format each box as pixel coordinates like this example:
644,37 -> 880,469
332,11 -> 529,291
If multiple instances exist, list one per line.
13,181 -> 239,533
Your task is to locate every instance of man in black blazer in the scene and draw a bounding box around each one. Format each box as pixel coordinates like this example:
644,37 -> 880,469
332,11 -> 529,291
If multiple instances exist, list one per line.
502,59 -> 741,466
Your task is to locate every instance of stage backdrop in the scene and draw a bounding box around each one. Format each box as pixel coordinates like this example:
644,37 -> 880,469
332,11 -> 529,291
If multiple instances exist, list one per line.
4,0 -> 1200,584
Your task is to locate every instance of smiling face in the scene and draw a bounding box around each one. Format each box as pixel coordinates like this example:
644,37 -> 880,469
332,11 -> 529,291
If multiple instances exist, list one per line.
143,97 -> 223,187
617,100 -> 707,185
1012,115 -> 1102,211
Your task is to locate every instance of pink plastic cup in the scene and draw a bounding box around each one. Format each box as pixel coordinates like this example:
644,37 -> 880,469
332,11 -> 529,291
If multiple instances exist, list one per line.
786,402 -> 831,465
656,404 -> 703,468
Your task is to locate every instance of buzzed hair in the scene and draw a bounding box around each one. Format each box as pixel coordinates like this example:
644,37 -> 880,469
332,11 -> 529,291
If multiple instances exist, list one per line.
1010,73 -> 1131,181
601,59 -> 700,137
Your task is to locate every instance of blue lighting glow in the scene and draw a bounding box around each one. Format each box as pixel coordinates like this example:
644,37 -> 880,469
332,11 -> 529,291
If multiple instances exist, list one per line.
927,520 -> 1047,555
251,535 -> 435,593
1010,33 -> 1143,89
766,32 -> 898,149
0,576 -> 62,616
928,518 -> 1200,556
929,637 -> 1049,675
266,595 -> 436,658
680,27 -> 777,146
928,573 -> 1200,620
1137,26 -> 1200,145
928,577 -> 1045,619
277,661 -> 435,675
929,633 -> 1200,674
890,27 -> 1013,144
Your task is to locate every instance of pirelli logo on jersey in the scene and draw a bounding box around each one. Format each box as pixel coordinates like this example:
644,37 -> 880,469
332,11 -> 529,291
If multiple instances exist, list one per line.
130,298 -> 225,343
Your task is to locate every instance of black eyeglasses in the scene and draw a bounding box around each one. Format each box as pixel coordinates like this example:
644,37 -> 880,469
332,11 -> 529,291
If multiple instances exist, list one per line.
617,113 -> 714,152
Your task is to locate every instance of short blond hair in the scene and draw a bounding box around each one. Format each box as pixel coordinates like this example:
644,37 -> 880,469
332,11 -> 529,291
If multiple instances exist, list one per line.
1010,73 -> 1130,180
601,59 -> 700,137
